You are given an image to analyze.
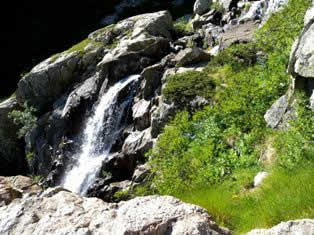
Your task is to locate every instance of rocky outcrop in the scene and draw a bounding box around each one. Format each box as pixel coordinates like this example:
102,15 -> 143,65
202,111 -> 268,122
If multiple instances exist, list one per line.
247,219 -> 314,235
0,98 -> 27,176
264,94 -> 296,129
18,11 -> 174,189
16,52 -> 83,111
0,187 -> 230,235
289,4 -> 314,109
175,47 -> 211,67
0,176 -> 41,206
289,6 -> 314,79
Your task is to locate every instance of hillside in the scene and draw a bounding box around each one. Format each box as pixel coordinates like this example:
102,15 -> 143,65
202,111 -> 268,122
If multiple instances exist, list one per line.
0,0 -> 313,234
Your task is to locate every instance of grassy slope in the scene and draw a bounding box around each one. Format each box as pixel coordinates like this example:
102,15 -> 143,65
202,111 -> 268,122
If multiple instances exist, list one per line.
178,159 -> 314,234
137,0 -> 314,233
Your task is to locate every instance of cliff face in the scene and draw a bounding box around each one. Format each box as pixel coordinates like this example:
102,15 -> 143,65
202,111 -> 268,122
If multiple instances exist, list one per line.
3,0 -> 194,98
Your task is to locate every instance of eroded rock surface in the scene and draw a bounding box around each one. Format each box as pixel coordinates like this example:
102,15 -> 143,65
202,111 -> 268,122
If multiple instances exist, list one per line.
247,219 -> 314,235
0,188 -> 230,235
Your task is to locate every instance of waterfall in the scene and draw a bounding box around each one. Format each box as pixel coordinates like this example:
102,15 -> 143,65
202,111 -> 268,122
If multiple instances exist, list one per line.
61,75 -> 139,195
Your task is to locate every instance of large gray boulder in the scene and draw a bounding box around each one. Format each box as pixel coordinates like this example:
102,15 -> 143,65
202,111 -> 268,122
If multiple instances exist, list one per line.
289,7 -> 314,79
16,52 -> 81,111
288,5 -> 314,108
264,95 -> 289,129
175,47 -> 211,67
0,187 -> 230,235
194,0 -> 212,15
16,11 -> 172,112
97,11 -> 172,84
0,98 -> 27,176
132,99 -> 151,131
247,219 -> 314,235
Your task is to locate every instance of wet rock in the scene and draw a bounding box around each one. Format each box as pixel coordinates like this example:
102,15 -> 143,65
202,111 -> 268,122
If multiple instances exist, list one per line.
0,98 -> 27,176
247,219 -> 314,235
61,73 -> 101,119
0,189 -> 230,235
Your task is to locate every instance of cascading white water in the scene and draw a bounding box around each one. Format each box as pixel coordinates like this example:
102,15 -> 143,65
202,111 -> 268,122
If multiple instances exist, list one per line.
61,75 -> 139,195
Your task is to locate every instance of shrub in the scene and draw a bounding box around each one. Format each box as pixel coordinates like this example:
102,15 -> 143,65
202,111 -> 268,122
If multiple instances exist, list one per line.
162,71 -> 216,106
173,15 -> 193,34
147,0 -> 312,196
8,102 -> 37,138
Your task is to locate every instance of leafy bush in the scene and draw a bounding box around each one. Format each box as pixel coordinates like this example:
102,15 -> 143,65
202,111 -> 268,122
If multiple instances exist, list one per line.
147,0 -> 312,196
208,42 -> 260,70
256,0 -> 311,55
173,15 -> 193,34
162,71 -> 216,106
149,109 -> 261,195
8,102 -> 37,138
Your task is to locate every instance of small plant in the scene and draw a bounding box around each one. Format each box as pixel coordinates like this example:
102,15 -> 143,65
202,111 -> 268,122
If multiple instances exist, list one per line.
113,189 -> 130,201
212,2 -> 225,14
30,175 -> 41,184
101,170 -> 112,179
26,152 -> 34,162
174,15 -> 193,34
8,102 -> 38,138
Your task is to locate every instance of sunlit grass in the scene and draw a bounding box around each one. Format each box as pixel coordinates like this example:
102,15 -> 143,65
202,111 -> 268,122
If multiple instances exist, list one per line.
178,159 -> 314,234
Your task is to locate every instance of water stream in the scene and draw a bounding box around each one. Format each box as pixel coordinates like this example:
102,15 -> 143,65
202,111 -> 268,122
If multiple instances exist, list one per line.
61,75 -> 139,195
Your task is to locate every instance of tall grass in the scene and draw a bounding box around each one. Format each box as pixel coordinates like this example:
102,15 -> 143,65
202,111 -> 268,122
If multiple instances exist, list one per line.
178,159 -> 314,234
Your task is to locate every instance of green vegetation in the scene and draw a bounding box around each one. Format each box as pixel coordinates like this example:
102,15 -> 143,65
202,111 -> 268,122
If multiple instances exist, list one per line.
8,102 -> 38,138
173,15 -> 193,34
26,152 -> 34,162
163,71 -> 216,106
113,189 -> 130,201
211,1 -> 225,14
29,175 -> 42,185
139,0 -> 313,233
179,159 -> 314,234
